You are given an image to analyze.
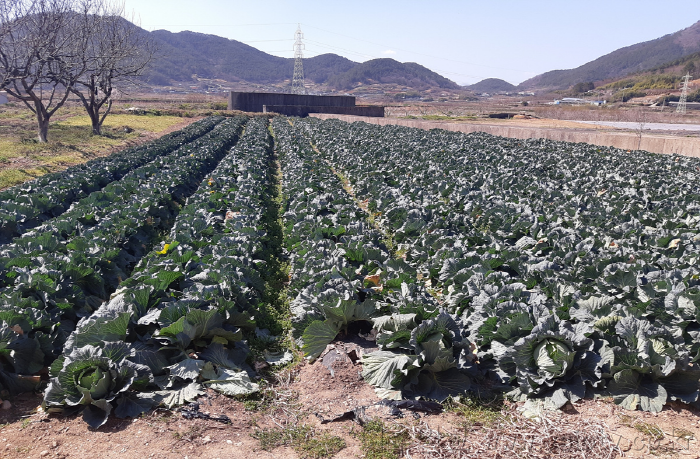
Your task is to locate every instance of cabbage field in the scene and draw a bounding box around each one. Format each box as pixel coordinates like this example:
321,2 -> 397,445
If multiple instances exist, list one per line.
0,115 -> 699,429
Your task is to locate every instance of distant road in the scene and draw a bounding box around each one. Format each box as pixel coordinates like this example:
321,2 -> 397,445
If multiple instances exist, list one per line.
576,121 -> 700,131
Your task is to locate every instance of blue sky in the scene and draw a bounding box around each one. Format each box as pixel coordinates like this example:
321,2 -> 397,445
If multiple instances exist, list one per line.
123,1 -> 700,85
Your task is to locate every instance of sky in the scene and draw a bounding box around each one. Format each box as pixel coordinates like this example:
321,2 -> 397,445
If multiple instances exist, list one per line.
121,0 -> 700,86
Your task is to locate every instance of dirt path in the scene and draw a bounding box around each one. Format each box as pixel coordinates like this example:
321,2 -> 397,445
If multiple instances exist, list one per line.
0,350 -> 698,459
448,117 -> 615,130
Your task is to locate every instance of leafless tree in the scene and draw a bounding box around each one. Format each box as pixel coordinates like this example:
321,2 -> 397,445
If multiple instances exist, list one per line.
0,0 -> 153,141
0,0 -> 94,142
634,107 -> 648,151
70,3 -> 155,135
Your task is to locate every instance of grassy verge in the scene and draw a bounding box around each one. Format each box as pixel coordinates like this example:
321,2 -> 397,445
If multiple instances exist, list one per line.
0,105 -> 187,189
58,113 -> 185,132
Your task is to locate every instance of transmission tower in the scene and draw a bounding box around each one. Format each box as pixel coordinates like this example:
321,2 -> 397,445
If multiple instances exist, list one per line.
676,73 -> 692,114
291,24 -> 307,95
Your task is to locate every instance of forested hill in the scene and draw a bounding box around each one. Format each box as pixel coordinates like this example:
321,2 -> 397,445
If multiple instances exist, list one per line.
142,28 -> 458,90
466,78 -> 516,92
518,20 -> 700,90
326,58 -> 460,90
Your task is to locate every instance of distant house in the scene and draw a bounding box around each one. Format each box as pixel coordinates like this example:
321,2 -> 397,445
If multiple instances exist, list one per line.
0,92 -> 7,105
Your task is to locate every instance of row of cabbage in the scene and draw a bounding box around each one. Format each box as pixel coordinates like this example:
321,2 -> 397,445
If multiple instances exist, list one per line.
274,118 -> 474,401
0,117 -> 223,243
0,117 -> 247,400
297,117 -> 700,413
42,117 -> 276,428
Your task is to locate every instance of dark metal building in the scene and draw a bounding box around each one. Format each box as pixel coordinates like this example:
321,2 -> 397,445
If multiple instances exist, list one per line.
228,92 -> 384,117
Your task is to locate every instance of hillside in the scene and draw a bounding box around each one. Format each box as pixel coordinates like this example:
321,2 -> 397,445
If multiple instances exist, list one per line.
145,30 -> 358,86
140,28 -> 458,90
326,58 -> 460,90
519,20 -> 700,90
466,78 -> 516,92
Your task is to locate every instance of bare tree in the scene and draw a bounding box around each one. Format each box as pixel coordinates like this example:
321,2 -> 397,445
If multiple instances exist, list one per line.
634,107 -> 648,151
70,3 -> 155,135
0,0 -> 93,142
0,1 -> 26,90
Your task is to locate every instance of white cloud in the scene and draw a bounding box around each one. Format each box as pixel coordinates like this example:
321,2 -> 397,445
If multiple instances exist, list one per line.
382,49 -> 396,55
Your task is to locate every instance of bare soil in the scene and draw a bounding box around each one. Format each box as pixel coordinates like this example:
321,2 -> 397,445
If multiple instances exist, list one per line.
0,339 -> 698,459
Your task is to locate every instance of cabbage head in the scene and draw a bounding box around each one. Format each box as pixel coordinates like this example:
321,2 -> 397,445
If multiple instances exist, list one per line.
533,339 -> 575,378
509,315 -> 603,408
44,344 -> 136,428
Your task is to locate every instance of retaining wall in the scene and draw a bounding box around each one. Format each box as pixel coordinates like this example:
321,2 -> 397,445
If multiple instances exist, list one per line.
310,114 -> 700,158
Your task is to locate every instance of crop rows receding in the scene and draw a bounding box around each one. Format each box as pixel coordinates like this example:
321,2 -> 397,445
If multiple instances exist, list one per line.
0,115 -> 699,428
0,117 -> 224,244
296,117 -> 700,414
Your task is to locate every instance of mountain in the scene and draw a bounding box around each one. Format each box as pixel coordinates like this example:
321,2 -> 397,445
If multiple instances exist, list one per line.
466,78 -> 516,93
326,58 -> 459,90
144,30 -> 357,85
519,20 -> 700,90
140,29 -> 458,90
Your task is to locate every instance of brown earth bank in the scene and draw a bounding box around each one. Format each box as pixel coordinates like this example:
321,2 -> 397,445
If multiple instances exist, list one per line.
0,341 -> 697,459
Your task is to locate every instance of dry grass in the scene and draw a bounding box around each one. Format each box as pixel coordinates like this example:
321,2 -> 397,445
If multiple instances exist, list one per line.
59,113 -> 184,132
245,358 -> 622,459
0,104 -> 186,189
397,405 -> 620,459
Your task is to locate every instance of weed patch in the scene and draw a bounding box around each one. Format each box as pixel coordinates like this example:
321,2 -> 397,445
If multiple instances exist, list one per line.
173,424 -> 204,442
355,420 -> 409,459
252,424 -> 345,458
445,395 -> 505,427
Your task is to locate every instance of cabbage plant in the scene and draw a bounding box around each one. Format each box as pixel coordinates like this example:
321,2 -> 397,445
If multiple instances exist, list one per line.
44,344 -> 137,428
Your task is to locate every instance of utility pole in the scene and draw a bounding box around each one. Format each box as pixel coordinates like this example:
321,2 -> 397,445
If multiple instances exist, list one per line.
676,73 -> 691,114
291,24 -> 307,95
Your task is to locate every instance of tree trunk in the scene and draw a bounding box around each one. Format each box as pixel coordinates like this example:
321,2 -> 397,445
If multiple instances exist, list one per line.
38,120 -> 49,142
86,97 -> 111,136
35,104 -> 49,143
89,110 -> 101,135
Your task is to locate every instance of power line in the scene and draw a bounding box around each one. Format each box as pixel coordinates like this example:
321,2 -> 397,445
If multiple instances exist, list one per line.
302,41 -> 496,83
141,20 -> 535,79
240,39 -> 294,43
142,22 -> 298,27
301,23 -> 537,76
141,21 -> 522,84
305,39 -> 377,60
